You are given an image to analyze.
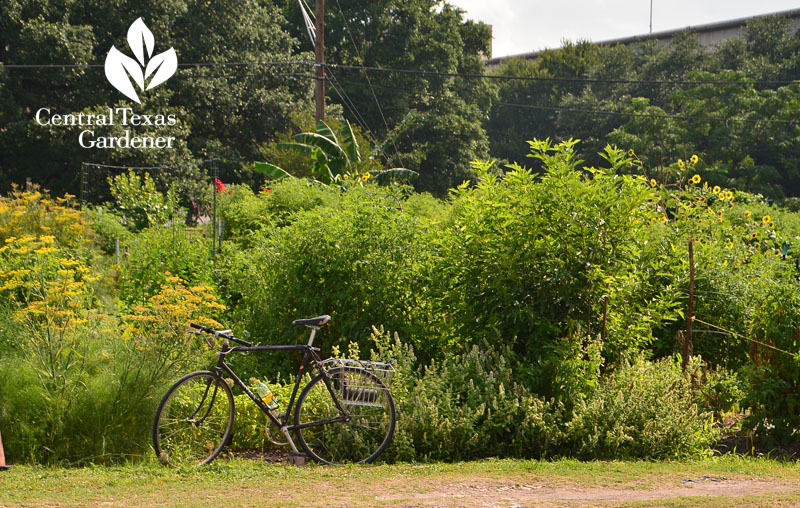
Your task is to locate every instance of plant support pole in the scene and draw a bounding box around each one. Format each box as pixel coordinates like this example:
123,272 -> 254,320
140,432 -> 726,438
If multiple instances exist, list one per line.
314,0 -> 325,121
684,237 -> 694,371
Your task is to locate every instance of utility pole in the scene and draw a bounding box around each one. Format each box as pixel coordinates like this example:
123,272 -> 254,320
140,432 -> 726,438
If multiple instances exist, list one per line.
649,0 -> 653,34
315,0 -> 325,122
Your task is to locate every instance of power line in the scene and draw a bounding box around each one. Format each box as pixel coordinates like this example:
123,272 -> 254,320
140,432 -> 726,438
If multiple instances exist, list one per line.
327,63 -> 800,87
324,68 -> 378,144
331,0 -> 405,168
497,102 -> 799,125
329,73 -> 799,125
0,61 -> 313,69
5,59 -> 798,88
81,162 -> 195,170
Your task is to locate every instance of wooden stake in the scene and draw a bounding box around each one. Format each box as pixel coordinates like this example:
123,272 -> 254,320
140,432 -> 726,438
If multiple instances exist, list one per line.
684,237 -> 695,371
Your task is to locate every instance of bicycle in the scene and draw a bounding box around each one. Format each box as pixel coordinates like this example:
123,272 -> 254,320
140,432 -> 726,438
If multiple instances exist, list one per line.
152,316 -> 396,467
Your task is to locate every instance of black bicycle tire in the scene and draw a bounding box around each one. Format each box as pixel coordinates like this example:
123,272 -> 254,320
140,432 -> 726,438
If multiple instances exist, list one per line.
152,370 -> 235,467
294,366 -> 396,464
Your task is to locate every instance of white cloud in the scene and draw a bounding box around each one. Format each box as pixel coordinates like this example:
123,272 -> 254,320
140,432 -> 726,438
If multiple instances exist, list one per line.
448,0 -> 800,57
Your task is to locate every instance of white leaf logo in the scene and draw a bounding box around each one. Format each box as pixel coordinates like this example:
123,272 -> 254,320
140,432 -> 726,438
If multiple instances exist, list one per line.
104,18 -> 177,103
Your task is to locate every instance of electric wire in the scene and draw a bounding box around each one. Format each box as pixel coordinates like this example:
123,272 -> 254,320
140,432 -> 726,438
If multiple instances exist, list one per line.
327,63 -> 800,86
297,0 -> 316,45
0,61 -> 313,69
331,0 -> 405,168
5,59 -> 799,88
497,102 -> 798,125
328,73 -> 799,126
324,68 -> 377,142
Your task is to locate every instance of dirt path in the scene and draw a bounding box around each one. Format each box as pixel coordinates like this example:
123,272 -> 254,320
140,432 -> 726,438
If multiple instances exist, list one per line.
367,475 -> 797,507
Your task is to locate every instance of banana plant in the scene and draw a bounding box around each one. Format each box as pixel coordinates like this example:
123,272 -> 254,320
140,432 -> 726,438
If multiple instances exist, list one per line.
254,120 -> 418,185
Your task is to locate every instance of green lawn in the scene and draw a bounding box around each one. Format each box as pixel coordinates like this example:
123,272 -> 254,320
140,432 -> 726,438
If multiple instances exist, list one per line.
2,456 -> 800,507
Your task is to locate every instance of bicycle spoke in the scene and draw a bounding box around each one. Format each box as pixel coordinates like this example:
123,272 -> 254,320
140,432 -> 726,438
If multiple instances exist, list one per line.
153,372 -> 234,467
295,367 -> 395,464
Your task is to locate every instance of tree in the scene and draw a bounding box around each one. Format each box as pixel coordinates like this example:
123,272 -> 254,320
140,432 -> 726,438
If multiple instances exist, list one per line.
283,0 -> 493,195
0,0 -> 312,198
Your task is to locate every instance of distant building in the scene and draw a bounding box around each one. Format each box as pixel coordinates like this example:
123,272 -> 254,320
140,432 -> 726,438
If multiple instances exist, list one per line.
486,8 -> 800,67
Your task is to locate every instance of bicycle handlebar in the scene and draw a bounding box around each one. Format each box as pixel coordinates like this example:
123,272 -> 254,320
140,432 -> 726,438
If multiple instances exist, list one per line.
189,322 -> 253,348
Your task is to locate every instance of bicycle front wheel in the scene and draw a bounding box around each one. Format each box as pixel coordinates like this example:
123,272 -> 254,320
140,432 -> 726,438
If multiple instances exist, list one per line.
294,366 -> 396,464
153,371 -> 234,467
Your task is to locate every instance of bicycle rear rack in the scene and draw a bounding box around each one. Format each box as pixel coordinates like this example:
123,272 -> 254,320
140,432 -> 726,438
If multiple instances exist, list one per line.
320,358 -> 395,407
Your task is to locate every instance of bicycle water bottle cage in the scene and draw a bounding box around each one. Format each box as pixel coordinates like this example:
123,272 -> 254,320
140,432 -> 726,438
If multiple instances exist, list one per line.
291,315 -> 331,328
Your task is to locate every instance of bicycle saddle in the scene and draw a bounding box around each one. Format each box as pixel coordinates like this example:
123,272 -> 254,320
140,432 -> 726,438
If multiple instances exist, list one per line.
291,315 -> 331,328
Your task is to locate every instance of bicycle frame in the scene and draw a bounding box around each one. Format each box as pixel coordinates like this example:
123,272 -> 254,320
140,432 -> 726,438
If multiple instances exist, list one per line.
209,332 -> 349,454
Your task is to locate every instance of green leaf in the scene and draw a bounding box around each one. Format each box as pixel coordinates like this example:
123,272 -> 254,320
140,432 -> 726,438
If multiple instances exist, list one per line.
315,120 -> 338,143
277,142 -> 317,155
341,120 -> 361,164
253,162 -> 293,180
292,132 -> 348,162
372,168 -> 419,184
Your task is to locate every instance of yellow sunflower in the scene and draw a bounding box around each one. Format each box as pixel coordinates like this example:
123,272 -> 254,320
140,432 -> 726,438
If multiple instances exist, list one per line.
690,154 -> 699,165
712,185 -> 721,194
677,159 -> 685,169
690,174 -> 701,184
762,215 -> 771,224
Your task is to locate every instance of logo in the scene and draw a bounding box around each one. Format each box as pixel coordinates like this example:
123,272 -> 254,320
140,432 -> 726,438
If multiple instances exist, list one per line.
104,18 -> 177,103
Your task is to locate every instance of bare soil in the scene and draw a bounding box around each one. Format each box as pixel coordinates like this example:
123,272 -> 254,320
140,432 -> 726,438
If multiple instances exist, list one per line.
367,475 -> 797,507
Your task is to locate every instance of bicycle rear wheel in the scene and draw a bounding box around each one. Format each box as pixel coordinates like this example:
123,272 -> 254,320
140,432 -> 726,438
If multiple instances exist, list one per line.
294,366 -> 395,464
153,371 -> 234,467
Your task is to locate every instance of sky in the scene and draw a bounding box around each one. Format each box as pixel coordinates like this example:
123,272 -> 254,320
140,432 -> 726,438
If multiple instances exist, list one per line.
447,0 -> 800,58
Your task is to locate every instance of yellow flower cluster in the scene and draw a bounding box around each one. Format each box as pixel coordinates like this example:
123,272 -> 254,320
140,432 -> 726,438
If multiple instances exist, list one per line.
0,188 -> 88,249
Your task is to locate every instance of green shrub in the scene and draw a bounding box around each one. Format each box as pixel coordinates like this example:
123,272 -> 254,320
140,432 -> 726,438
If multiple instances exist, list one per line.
260,178 -> 338,227
87,206 -> 131,255
118,225 -> 213,304
568,357 -> 714,459
370,328 -> 712,461
216,185 -> 273,247
436,141 -> 672,398
107,170 -> 183,232
741,273 -> 800,445
222,184 -> 440,377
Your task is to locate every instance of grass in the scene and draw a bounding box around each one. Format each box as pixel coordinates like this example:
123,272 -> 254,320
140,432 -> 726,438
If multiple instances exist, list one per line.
2,456 -> 800,507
